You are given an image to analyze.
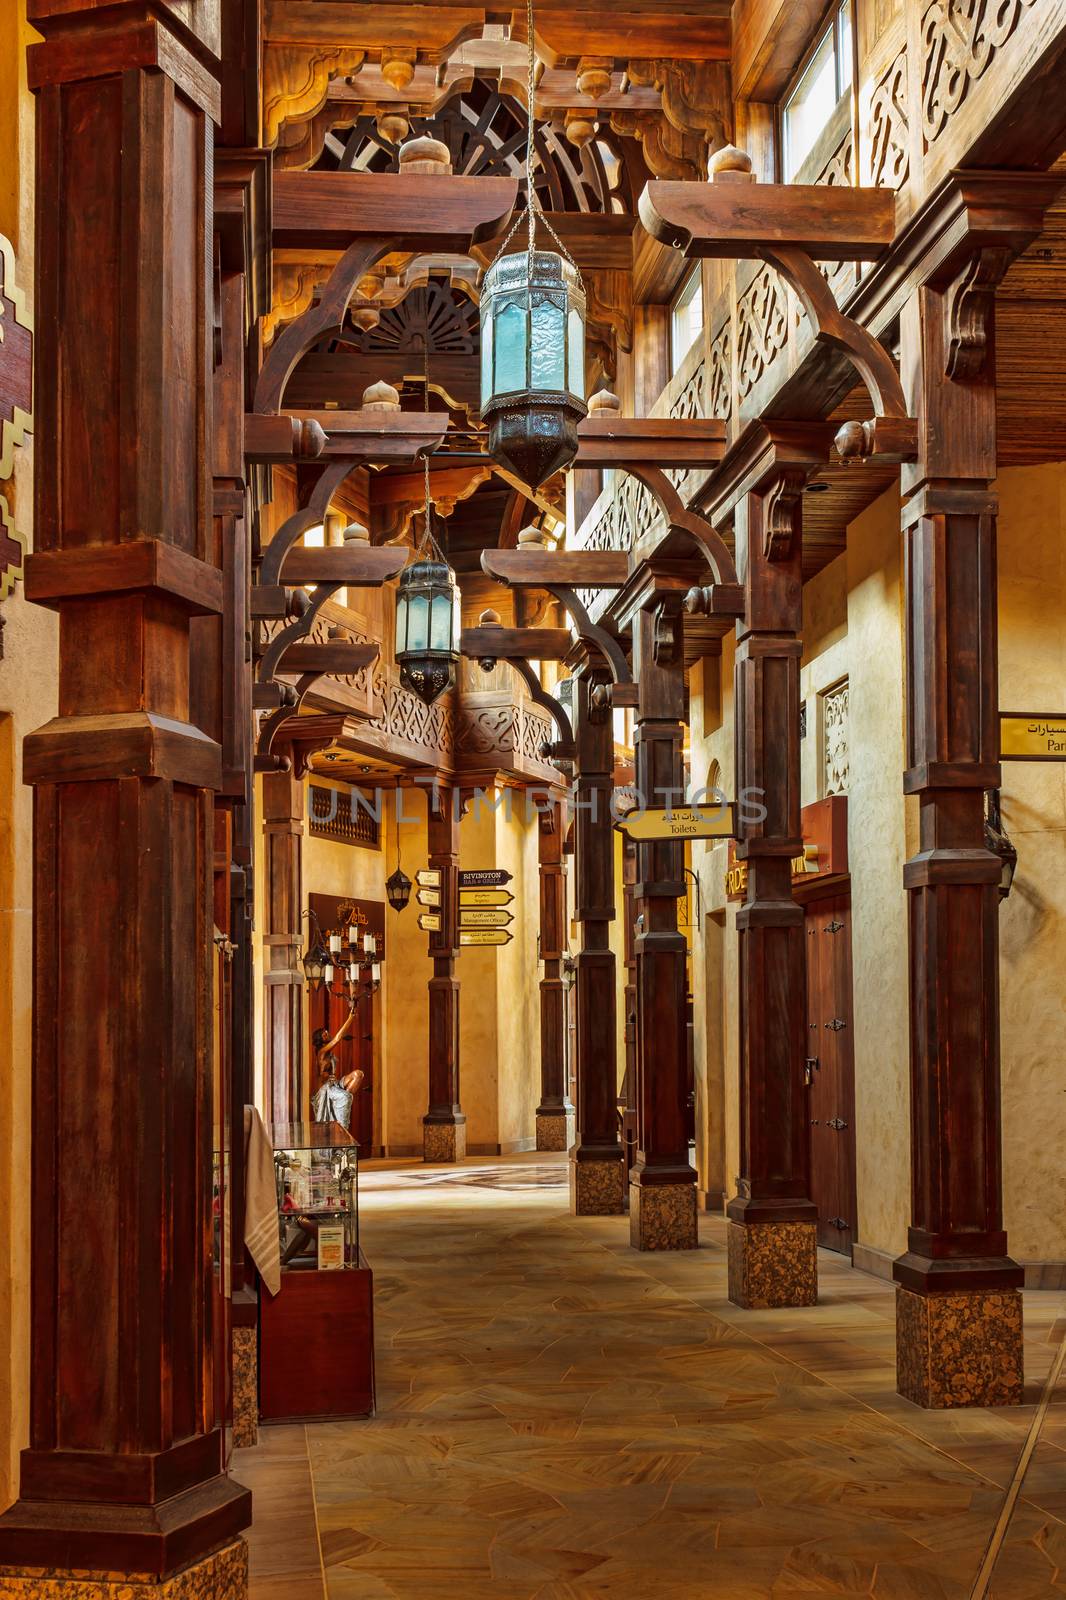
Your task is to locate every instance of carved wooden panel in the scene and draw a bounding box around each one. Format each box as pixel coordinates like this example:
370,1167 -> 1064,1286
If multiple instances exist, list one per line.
920,0 -> 1038,146
869,48 -> 910,187
822,679 -> 850,796
736,266 -> 788,399
707,318 -> 732,422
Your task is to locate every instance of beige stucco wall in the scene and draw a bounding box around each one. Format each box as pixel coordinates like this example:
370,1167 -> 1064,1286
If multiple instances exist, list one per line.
997,462 -> 1066,1264
0,0 -> 50,1513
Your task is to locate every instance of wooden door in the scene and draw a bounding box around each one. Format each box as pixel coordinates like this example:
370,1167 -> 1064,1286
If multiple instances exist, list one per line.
803,895 -> 857,1256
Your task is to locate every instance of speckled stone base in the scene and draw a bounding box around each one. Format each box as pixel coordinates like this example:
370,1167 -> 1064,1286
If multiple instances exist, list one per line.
231,1326 -> 257,1449
896,1286 -> 1024,1409
727,1220 -> 818,1308
570,1155 -> 625,1215
536,1111 -> 574,1153
629,1181 -> 698,1250
0,1537 -> 247,1598
423,1120 -> 465,1163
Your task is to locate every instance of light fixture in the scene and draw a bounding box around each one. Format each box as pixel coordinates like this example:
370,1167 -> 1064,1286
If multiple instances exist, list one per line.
985,789 -> 1018,900
386,858 -> 412,913
479,0 -> 587,489
299,910 -> 332,993
395,453 -> 461,705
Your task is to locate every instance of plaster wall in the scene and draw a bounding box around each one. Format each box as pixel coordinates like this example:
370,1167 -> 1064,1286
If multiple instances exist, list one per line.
996,462 -> 1066,1265
0,0 -> 51,1512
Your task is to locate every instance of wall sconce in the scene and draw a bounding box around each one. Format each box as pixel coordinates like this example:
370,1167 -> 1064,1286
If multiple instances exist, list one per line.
985,789 -> 1018,900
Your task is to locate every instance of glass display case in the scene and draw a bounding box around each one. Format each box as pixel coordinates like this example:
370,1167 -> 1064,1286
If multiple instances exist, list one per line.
271,1121 -> 360,1271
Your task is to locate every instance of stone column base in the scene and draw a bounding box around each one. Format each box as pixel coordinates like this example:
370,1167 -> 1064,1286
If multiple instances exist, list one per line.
569,1155 -> 625,1215
536,1110 -> 574,1152
727,1219 -> 817,1308
0,1538 -> 248,1599
231,1326 -> 258,1449
629,1180 -> 698,1250
423,1120 -> 466,1163
896,1285 -> 1023,1409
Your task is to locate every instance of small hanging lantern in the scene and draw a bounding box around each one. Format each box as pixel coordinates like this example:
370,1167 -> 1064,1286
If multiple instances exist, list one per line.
299,912 -> 332,993
479,0 -> 587,489
386,865 -> 412,912
395,557 -> 460,704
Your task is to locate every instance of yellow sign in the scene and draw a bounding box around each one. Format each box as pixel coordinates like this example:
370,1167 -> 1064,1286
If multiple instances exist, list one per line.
417,912 -> 440,933
616,804 -> 736,842
459,909 -> 513,928
459,928 -> 513,947
726,846 -> 819,902
416,868 -> 441,887
458,888 -> 513,907
1001,713 -> 1066,760
416,887 -> 440,907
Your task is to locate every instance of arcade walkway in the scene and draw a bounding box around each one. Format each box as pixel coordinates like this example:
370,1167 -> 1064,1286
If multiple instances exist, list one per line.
237,1155 -> 1066,1599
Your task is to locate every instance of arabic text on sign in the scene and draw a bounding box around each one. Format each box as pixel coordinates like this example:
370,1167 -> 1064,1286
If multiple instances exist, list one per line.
458,909 -> 513,928
459,928 -> 513,946
417,912 -> 441,933
458,888 -> 513,907
416,888 -> 441,907
415,868 -> 441,887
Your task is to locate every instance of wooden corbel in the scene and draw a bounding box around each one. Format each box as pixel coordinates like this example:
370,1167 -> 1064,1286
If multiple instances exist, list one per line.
478,548 -> 635,691
254,171 -> 517,414
943,245 -> 1014,381
639,177 -> 918,464
761,467 -> 807,561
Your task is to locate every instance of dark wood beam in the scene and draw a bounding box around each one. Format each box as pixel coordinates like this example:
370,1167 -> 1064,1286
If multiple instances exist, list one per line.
273,170 -> 517,251
277,641 -> 380,674
481,549 -> 630,587
460,626 -> 573,659
639,181 -> 897,261
278,547 -> 407,585
246,410 -> 447,462
576,415 -> 727,468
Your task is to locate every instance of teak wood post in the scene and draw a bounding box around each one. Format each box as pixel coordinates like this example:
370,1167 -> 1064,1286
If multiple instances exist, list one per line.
536,798 -> 574,1152
893,276 -> 1023,1408
262,762 -> 306,1125
0,0 -> 252,1589
629,607 -> 698,1249
569,672 -> 625,1214
727,474 -> 819,1307
424,783 -> 466,1162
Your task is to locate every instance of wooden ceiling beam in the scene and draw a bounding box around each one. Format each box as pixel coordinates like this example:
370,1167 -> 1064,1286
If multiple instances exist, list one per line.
272,170 -> 518,252
575,415 -> 727,468
460,626 -> 574,658
639,181 -> 896,262
482,550 -> 630,587
246,410 -> 447,462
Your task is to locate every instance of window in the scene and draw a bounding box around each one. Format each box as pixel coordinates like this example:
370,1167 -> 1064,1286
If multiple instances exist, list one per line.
670,266 -> 703,374
781,0 -> 853,182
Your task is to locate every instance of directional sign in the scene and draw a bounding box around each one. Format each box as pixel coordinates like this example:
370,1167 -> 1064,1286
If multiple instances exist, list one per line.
458,888 -> 514,908
458,908 -> 514,929
615,803 -> 737,842
458,869 -> 512,888
459,928 -> 513,947
416,868 -> 441,887
417,912 -> 441,933
1001,712 -> 1066,760
416,887 -> 441,907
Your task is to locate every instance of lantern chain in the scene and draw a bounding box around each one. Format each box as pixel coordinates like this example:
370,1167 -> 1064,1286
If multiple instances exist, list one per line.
486,0 -> 583,287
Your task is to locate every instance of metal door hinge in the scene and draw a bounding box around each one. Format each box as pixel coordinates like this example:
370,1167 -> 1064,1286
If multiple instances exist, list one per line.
827,1215 -> 850,1230
825,1017 -> 846,1031
827,1117 -> 848,1131
825,919 -> 844,934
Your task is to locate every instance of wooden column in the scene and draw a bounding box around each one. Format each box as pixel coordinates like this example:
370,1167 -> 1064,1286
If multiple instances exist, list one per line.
0,0 -> 251,1587
629,606 -> 698,1249
893,275 -> 1023,1408
262,763 -> 305,1125
569,672 -> 625,1214
424,783 -> 466,1162
727,467 -> 819,1307
536,798 -> 573,1151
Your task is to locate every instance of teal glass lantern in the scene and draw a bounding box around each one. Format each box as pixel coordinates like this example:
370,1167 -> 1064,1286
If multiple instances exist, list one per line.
395,558 -> 461,704
480,250 -> 587,489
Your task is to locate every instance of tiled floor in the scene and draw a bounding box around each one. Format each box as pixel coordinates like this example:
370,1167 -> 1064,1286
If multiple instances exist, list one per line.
236,1154 -> 1066,1599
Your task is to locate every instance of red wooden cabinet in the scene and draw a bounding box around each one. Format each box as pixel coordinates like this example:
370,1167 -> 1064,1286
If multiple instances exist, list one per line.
259,1259 -> 376,1423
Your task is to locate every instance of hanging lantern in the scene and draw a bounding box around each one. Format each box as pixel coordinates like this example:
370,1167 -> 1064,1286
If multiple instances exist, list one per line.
479,0 -> 587,490
395,557 -> 460,704
300,930 -> 331,992
386,865 -> 412,912
480,250 -> 587,489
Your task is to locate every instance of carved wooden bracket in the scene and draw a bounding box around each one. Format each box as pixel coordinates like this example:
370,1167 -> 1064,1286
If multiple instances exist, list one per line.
625,463 -> 740,586
762,469 -> 807,561
652,594 -> 685,667
625,59 -> 728,152
263,44 -> 366,149
944,246 -> 1013,381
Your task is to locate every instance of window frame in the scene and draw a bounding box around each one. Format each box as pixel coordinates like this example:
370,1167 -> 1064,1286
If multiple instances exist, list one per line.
669,264 -> 704,377
778,0 -> 857,185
